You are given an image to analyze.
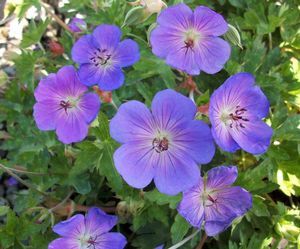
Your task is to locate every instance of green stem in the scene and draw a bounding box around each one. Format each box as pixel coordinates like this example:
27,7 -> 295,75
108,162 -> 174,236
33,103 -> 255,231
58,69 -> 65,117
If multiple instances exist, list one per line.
168,230 -> 200,249
49,190 -> 74,213
6,166 -> 47,176
127,33 -> 148,45
0,163 -> 49,196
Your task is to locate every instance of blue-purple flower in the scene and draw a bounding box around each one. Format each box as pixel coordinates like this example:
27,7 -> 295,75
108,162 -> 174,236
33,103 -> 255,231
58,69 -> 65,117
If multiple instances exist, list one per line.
68,17 -> 87,33
72,24 -> 140,91
150,3 -> 230,75
110,89 -> 215,195
33,65 -> 100,144
209,72 -> 273,154
6,177 -> 18,187
48,207 -> 126,249
178,166 -> 252,236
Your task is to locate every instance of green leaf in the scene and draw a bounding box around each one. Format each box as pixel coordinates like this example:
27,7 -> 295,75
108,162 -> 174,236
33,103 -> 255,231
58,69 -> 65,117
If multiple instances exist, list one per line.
97,141 -> 123,192
274,115 -> 300,141
252,196 -> 270,217
70,173 -> 91,195
21,19 -> 50,48
144,189 -> 181,209
98,112 -> 110,141
71,141 -> 102,175
0,206 -> 9,216
171,214 -> 191,244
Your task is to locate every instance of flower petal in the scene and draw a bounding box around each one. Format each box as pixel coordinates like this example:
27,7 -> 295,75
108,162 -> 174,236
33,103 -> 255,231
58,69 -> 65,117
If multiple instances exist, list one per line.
78,63 -> 101,86
34,73 -> 60,102
206,166 -> 238,190
173,120 -> 215,164
92,24 -> 122,50
150,26 -> 183,58
157,3 -> 193,31
165,44 -> 200,75
204,220 -> 232,237
210,121 -> 240,152
178,179 -> 205,228
56,65 -> 88,97
217,186 -> 252,216
52,214 -> 85,238
48,238 -> 80,249
211,73 -> 255,107
110,100 -> 155,143
239,86 -> 270,119
204,186 -> 252,236
68,17 -> 86,33
96,232 -> 127,249
97,66 -> 125,91
229,118 -> 273,154
114,39 -> 140,67
71,34 -> 96,64
193,6 -> 228,36
78,93 -> 101,123
56,112 -> 89,144
151,89 -> 197,131
85,207 -> 117,236
113,142 -> 157,189
153,150 -> 200,195
195,37 -> 230,74
33,101 -> 58,130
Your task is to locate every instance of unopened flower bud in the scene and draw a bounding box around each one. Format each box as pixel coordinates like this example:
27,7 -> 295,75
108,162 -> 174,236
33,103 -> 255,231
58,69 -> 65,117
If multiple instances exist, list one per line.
93,86 -> 112,103
68,17 -> 87,33
141,0 -> 166,14
224,24 -> 243,49
48,40 -> 64,56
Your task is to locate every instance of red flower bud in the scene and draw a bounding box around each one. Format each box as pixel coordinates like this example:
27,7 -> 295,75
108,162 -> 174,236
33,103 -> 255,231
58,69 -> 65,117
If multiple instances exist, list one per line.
48,40 -> 64,56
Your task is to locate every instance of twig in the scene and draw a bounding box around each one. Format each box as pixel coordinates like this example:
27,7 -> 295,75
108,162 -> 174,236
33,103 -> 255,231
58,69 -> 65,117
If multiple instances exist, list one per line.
0,163 -> 49,196
8,166 -> 47,176
168,230 -> 200,249
111,100 -> 119,111
49,190 -> 74,213
40,1 -> 75,35
196,233 -> 207,249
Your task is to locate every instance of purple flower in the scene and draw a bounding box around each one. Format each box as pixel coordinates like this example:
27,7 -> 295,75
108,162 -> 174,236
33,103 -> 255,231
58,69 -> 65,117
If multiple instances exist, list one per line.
110,89 -> 215,195
6,177 -> 18,187
48,207 -> 127,249
33,65 -> 100,144
178,166 -> 252,236
68,17 -> 87,33
71,24 -> 140,91
150,4 -> 230,75
209,72 -> 273,154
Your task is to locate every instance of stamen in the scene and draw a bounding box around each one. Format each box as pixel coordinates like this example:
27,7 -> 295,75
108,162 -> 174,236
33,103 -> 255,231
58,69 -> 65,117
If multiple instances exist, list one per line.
86,235 -> 99,249
90,48 -> 111,67
228,106 -> 249,130
181,38 -> 195,55
59,100 -> 72,114
152,137 -> 169,153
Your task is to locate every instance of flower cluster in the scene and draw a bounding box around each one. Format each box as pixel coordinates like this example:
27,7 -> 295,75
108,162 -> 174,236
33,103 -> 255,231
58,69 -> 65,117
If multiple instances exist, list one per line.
35,3 -> 274,248
34,25 -> 140,144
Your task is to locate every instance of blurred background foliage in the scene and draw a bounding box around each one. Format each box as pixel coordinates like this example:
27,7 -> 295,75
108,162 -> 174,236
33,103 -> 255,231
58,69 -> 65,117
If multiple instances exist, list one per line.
0,0 -> 299,248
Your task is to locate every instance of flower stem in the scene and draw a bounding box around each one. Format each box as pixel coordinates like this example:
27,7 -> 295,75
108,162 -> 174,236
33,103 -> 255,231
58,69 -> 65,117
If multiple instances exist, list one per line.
168,230 -> 200,249
196,233 -> 207,249
40,1 -> 75,35
5,166 -> 47,176
49,190 -> 74,213
0,163 -> 49,196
